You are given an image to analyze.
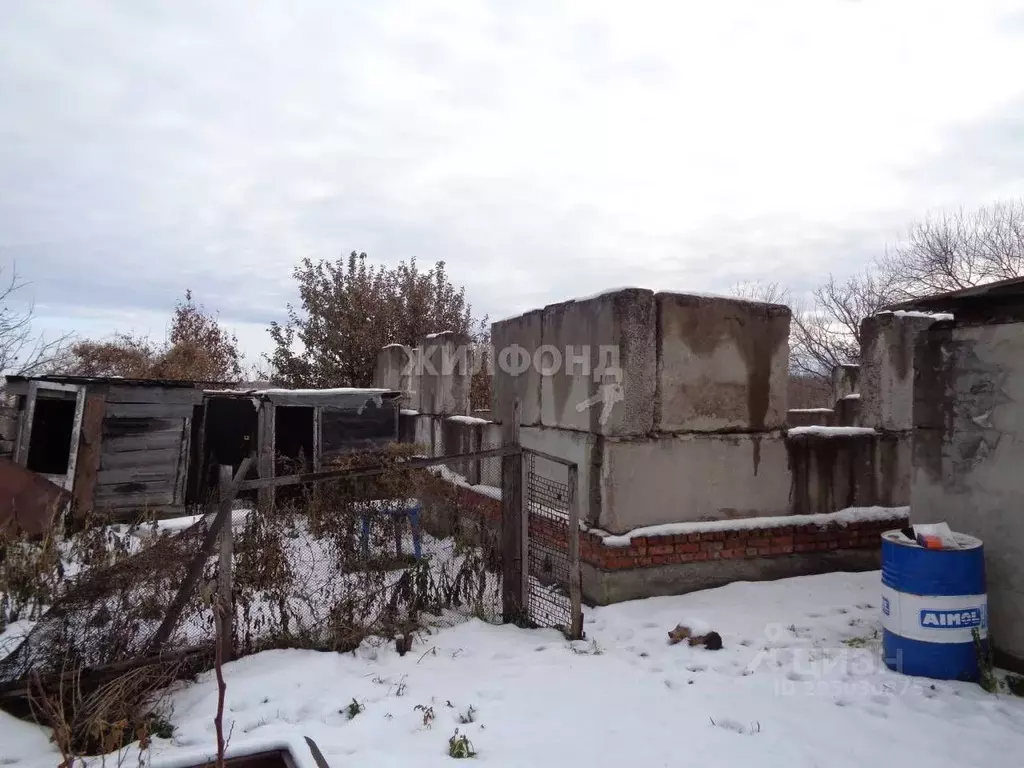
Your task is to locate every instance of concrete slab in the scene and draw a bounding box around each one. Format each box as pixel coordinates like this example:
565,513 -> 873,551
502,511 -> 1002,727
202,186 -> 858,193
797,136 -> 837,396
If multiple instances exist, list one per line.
491,310 -> 542,427
860,312 -> 939,431
597,433 -> 791,533
418,332 -> 471,416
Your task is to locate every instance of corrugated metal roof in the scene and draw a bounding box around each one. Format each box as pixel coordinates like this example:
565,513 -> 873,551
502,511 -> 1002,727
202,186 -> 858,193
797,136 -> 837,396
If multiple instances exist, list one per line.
3,374 -> 221,388
885,276 -> 1024,311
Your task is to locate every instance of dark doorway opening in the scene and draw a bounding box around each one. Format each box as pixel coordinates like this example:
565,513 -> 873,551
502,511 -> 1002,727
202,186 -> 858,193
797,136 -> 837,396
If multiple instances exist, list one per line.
26,397 -> 77,475
201,398 -> 258,494
275,406 -> 314,475
185,404 -> 206,506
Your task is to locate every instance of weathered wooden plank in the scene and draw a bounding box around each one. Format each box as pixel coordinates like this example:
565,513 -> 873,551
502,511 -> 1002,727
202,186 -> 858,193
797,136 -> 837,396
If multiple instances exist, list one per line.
94,491 -> 177,508
95,479 -> 174,497
103,420 -> 182,440
100,447 -> 182,469
173,417 -> 190,505
71,391 -> 107,522
105,386 -> 203,405
97,467 -> 176,486
105,402 -> 196,419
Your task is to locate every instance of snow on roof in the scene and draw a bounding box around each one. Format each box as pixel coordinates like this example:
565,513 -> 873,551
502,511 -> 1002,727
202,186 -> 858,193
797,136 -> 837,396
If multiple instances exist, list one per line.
787,426 -> 877,437
592,505 -> 909,548
876,310 -> 954,321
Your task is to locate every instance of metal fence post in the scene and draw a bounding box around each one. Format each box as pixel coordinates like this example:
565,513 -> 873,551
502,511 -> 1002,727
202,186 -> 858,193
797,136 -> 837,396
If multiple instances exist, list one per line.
567,464 -> 583,640
501,399 -> 523,624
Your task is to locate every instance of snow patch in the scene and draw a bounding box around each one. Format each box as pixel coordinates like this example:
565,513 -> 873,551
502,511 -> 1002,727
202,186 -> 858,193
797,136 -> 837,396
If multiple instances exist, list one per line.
843,393 -> 861,400
400,409 -> 420,416
592,506 -> 909,548
787,426 -> 877,437
788,408 -> 834,413
877,310 -> 955,321
447,415 -> 493,425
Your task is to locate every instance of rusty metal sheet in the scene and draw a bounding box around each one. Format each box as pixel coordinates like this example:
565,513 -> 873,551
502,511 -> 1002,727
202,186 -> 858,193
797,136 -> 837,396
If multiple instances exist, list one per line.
0,458 -> 69,538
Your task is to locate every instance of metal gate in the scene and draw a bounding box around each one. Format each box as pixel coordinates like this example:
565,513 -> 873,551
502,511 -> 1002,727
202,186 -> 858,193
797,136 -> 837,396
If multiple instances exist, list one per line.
522,449 -> 582,639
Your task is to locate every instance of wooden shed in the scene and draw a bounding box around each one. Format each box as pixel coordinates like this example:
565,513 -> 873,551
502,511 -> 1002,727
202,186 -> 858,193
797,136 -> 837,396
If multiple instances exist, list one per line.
5,376 -> 403,523
4,376 -> 208,522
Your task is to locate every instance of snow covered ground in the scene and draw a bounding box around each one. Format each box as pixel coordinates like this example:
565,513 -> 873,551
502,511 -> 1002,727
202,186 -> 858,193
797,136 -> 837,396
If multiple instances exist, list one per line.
4,570 -> 1023,768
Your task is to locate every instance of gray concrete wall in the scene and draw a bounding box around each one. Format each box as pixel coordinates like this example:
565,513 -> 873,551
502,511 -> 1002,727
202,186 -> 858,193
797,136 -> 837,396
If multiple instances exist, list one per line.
598,433 -> 791,533
912,320 -> 1024,665
539,289 -> 656,436
583,549 -> 881,605
656,293 -> 790,432
787,408 -> 835,427
861,313 -> 939,431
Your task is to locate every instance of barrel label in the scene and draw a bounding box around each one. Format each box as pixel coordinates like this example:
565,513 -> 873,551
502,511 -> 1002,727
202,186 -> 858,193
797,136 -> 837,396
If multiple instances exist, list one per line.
882,597 -> 890,616
919,608 -> 983,629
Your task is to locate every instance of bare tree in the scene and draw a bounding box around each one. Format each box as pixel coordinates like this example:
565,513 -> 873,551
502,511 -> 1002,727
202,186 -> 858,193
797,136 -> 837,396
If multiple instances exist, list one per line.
730,280 -> 792,306
790,271 -> 894,381
880,198 -> 1024,300
0,266 -> 72,376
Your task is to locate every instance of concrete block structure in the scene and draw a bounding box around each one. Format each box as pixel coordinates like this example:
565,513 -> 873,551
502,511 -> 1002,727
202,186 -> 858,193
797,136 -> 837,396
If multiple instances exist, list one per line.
375,285 -> 924,608
418,331 -> 471,416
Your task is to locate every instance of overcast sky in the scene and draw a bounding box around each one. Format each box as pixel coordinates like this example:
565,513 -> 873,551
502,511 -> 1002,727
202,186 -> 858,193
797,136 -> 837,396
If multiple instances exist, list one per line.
3,0 -> 1024,365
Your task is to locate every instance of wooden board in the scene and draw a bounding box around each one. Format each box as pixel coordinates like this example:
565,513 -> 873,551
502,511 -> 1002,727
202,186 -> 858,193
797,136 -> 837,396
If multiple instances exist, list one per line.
104,402 -> 197,419
94,491 -> 177,508
100,447 -> 182,470
103,419 -> 183,440
71,391 -> 107,521
105,386 -> 203,405
96,467 -> 177,486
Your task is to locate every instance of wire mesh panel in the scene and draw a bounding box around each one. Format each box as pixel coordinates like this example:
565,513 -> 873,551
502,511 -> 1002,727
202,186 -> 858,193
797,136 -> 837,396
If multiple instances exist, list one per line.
523,451 -> 581,638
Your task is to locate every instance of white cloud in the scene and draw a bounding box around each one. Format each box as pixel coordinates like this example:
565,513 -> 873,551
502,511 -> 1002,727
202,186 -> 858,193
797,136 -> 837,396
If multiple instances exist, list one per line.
2,0 -> 1024,359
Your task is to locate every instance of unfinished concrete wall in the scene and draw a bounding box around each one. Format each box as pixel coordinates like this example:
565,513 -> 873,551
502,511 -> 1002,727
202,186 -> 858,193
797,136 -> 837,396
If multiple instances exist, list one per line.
375,344 -> 412,400
657,294 -> 790,432
491,309 -> 542,428
912,319 -> 1024,668
860,312 -> 939,431
597,433 -> 791,533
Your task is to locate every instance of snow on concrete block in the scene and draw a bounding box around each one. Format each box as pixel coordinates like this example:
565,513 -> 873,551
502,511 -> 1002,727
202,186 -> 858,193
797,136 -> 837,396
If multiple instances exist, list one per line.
418,331 -> 471,416
539,289 -> 656,436
597,433 -> 791,534
491,309 -> 543,427
787,408 -> 835,427
860,312 -> 940,431
656,293 -> 790,432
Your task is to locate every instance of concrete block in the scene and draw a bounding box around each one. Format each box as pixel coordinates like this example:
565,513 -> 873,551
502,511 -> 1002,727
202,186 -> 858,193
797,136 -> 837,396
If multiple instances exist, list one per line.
656,293 -> 790,432
491,309 -> 542,427
786,430 -> 909,515
787,408 -> 834,427
374,344 -> 412,395
418,332 -> 471,416
597,433 -> 791,533
479,422 -> 503,487
521,426 -> 600,526
539,289 -> 656,436
834,394 -> 861,426
831,363 -> 860,402
860,312 -> 940,431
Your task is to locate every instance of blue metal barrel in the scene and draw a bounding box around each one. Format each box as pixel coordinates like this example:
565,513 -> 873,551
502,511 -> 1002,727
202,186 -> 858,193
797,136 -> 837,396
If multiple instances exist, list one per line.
881,530 -> 987,681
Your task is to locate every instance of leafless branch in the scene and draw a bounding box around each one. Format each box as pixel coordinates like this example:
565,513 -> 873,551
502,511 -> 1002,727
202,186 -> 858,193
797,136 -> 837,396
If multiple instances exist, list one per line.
0,264 -> 73,376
